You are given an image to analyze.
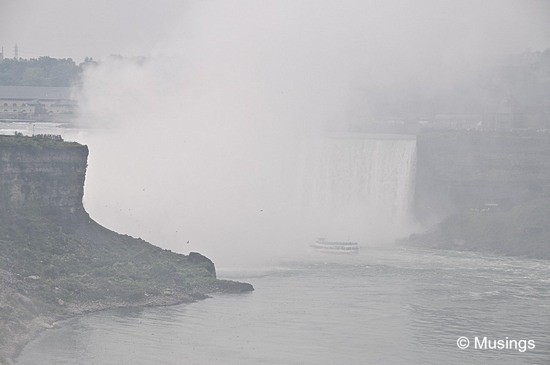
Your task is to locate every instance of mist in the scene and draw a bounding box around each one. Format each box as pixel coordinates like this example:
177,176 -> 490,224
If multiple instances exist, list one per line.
72,0 -> 550,266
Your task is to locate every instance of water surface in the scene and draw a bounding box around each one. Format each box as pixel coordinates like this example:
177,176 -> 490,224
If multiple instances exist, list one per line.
17,246 -> 550,364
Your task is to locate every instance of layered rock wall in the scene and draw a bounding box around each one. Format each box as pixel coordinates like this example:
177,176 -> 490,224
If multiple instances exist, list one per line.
0,135 -> 88,219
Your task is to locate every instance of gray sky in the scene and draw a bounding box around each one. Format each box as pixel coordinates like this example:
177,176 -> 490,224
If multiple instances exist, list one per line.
1,0 -> 550,62
0,0 -> 184,60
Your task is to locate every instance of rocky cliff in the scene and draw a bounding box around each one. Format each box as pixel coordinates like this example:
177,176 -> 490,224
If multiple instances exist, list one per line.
0,134 -> 253,364
409,130 -> 550,258
414,130 -> 550,221
0,135 -> 88,223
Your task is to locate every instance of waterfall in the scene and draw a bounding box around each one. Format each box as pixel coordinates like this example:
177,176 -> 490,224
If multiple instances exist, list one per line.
299,134 -> 416,243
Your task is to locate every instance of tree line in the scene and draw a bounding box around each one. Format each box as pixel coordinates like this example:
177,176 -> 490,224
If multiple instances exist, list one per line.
0,56 -> 96,87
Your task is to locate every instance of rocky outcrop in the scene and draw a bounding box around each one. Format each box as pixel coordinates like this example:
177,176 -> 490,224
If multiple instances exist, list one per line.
188,252 -> 216,276
0,134 -> 253,364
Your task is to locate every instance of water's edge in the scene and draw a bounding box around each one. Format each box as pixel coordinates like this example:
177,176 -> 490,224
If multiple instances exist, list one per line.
8,293 -> 204,365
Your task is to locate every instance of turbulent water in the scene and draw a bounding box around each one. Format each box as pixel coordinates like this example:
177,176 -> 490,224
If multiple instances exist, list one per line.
17,246 -> 550,365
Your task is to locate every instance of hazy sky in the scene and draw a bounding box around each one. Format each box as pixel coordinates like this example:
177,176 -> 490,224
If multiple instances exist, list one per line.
1,0 -> 550,62
0,0 -> 184,60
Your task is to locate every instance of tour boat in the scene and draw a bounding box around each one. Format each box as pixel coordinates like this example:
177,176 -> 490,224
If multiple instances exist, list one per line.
311,238 -> 359,253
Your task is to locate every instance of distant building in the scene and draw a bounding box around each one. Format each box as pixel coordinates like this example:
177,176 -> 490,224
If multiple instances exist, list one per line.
0,86 -> 76,122
430,114 -> 483,130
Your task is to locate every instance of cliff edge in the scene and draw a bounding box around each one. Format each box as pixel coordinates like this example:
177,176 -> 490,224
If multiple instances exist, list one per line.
407,130 -> 550,258
0,134 -> 253,364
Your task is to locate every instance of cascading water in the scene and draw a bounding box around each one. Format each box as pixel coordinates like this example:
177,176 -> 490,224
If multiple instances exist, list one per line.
299,134 -> 417,244
80,128 -> 418,263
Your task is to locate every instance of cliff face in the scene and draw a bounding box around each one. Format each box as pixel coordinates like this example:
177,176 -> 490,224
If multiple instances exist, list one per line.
0,136 -> 88,220
414,131 -> 550,222
410,130 -> 550,258
0,135 -> 252,364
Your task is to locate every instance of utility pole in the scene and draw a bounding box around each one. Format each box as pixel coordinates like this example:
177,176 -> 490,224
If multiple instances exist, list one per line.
0,46 -> 4,62
14,44 -> 18,60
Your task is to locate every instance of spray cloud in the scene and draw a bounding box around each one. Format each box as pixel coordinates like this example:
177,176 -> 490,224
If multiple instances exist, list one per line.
75,0 -> 550,266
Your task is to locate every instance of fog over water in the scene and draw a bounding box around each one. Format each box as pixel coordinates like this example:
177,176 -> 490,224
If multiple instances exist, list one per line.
56,0 -> 550,267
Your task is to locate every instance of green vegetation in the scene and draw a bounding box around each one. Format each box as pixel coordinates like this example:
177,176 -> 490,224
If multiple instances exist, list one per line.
0,207 -> 252,363
0,133 -> 79,148
0,210 -> 217,305
0,134 -> 89,152
410,130 -> 550,258
406,199 -> 550,258
0,56 -> 95,87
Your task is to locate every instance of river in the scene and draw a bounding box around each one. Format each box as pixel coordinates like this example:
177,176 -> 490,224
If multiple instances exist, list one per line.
16,245 -> 550,365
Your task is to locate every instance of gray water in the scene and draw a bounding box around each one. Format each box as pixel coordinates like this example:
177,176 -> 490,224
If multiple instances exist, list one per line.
17,246 -> 550,365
